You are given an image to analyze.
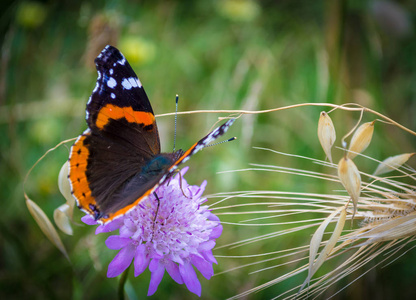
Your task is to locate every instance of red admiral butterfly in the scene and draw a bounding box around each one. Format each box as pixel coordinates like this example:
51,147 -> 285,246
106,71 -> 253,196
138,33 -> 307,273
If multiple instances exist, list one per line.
68,45 -> 234,224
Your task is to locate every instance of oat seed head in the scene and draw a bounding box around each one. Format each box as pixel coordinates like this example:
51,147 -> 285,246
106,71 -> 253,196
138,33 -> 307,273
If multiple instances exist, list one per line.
338,156 -> 361,216
373,152 -> 415,176
347,121 -> 375,159
318,111 -> 336,163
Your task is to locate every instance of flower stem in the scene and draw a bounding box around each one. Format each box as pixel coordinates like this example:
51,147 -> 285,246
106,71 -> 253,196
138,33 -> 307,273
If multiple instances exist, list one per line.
118,264 -> 131,300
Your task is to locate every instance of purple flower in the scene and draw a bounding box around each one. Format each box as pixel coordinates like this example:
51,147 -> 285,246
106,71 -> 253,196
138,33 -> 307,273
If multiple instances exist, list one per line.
82,167 -> 222,296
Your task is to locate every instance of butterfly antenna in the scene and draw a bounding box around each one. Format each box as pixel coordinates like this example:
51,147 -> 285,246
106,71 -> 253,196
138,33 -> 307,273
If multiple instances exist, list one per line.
205,137 -> 237,148
173,94 -> 179,152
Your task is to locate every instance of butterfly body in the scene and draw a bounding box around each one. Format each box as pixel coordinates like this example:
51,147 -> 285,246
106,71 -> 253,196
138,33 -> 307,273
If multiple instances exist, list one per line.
68,45 -> 234,223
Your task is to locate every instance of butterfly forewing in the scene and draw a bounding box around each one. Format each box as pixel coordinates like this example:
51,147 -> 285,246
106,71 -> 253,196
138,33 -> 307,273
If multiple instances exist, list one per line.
69,46 -> 163,220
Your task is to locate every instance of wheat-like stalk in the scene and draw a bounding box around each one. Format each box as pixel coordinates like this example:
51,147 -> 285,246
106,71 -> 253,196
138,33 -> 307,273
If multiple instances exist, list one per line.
210,109 -> 415,299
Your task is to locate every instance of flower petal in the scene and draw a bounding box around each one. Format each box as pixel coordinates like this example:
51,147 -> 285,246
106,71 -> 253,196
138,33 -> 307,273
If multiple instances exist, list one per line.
105,236 -> 132,250
209,224 -> 223,239
107,243 -> 135,278
96,218 -> 124,234
191,254 -> 213,279
165,260 -> 183,284
81,214 -> 97,225
208,213 -> 220,222
198,240 -> 216,252
194,180 -> 207,199
179,260 -> 201,297
134,244 -> 150,276
147,259 -> 165,296
201,250 -> 217,264
180,166 -> 189,176
170,253 -> 185,265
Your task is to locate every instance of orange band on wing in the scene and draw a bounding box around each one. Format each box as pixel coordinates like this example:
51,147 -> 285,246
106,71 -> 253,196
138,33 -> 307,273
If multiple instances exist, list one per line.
68,134 -> 97,213
100,142 -> 200,222
172,141 -> 198,166
96,104 -> 155,129
100,186 -> 154,223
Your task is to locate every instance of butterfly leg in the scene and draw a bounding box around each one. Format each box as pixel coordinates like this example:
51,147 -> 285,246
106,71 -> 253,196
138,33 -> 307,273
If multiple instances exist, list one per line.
151,192 -> 161,240
177,171 -> 191,199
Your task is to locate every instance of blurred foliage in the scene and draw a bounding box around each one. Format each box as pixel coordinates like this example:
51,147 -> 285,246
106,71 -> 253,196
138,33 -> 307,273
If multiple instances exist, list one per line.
1,0 -> 415,299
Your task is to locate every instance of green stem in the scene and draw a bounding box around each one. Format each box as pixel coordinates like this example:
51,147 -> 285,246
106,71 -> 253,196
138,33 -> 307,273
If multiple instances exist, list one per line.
118,264 -> 131,300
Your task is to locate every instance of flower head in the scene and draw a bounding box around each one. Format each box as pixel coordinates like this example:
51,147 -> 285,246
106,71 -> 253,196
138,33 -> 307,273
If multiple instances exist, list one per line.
82,167 -> 222,296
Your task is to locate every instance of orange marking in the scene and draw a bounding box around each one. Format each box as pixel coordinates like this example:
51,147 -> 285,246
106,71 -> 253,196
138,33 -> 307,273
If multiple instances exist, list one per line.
169,141 -> 198,169
69,131 -> 158,223
101,185 -> 155,223
95,104 -> 155,129
69,134 -> 98,214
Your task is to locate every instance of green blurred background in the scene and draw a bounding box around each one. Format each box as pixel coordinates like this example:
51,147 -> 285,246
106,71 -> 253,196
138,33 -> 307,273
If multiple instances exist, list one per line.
1,0 -> 415,299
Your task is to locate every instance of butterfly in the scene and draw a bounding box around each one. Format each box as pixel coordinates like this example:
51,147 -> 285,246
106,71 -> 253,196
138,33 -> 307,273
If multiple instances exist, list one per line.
68,45 -> 234,224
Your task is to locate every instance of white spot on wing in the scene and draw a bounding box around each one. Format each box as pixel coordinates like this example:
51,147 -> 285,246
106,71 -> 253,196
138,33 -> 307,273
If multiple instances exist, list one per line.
121,77 -> 142,90
175,118 -> 236,167
195,144 -> 204,152
118,55 -> 126,65
93,82 -> 99,93
107,77 -> 117,88
109,69 -> 114,75
129,77 -> 138,88
122,78 -> 132,90
111,93 -> 116,99
97,48 -> 106,59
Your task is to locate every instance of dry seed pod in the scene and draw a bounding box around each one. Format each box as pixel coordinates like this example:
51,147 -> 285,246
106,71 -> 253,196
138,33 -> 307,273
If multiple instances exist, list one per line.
338,156 -> 361,215
54,204 -> 73,235
56,162 -> 75,235
374,153 -> 415,176
58,161 -> 75,216
300,206 -> 346,293
318,111 -> 336,163
26,199 -> 69,259
347,121 -> 375,159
